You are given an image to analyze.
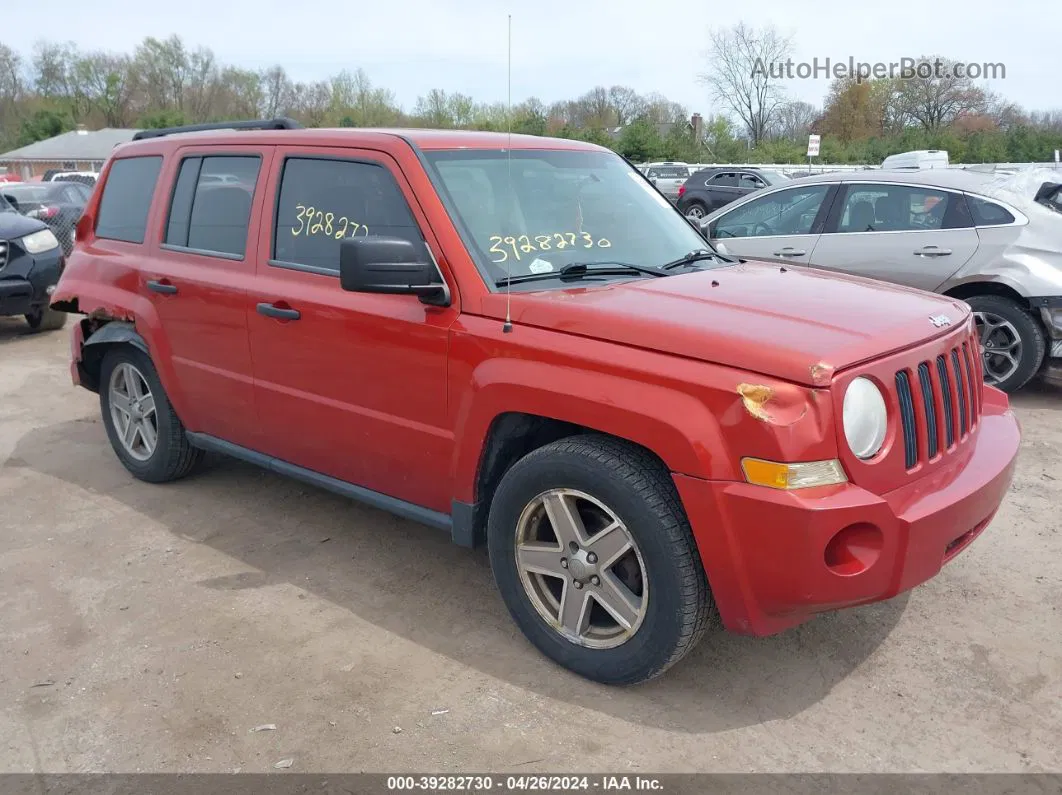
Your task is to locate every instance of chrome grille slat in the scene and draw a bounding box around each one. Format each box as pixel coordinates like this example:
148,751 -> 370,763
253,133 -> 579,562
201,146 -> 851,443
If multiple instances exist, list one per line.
936,356 -> 955,448
916,362 -> 938,459
0,240 -> 8,270
952,350 -> 968,437
895,370 -> 918,470
894,328 -> 985,472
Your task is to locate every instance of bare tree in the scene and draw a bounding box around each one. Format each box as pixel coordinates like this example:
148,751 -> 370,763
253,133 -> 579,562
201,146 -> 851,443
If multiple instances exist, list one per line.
73,52 -> 136,126
32,41 -> 88,121
772,100 -> 818,140
699,22 -> 792,145
607,85 -> 646,126
185,47 -> 219,122
893,56 -> 987,131
261,65 -> 292,118
642,92 -> 688,124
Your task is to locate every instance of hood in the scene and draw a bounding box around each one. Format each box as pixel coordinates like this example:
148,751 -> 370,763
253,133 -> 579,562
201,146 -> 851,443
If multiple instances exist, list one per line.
0,210 -> 49,239
488,262 -> 970,387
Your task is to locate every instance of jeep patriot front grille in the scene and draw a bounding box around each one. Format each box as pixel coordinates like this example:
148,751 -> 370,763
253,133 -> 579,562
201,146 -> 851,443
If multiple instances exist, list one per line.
894,328 -> 983,470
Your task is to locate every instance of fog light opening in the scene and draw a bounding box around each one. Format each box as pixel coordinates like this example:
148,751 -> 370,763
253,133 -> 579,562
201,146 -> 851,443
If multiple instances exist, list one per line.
824,523 -> 884,577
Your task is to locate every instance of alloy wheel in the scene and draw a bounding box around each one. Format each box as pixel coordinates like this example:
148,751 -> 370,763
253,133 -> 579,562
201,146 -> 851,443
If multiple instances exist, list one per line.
108,362 -> 159,461
514,488 -> 648,649
973,311 -> 1022,387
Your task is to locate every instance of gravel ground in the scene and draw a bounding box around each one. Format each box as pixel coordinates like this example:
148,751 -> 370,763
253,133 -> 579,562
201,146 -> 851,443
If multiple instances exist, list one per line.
0,316 -> 1059,774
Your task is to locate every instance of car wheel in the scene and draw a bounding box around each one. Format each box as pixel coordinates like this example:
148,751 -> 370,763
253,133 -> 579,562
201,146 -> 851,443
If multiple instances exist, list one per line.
99,346 -> 203,483
684,202 -> 707,220
966,295 -> 1046,393
487,434 -> 715,685
24,305 -> 68,332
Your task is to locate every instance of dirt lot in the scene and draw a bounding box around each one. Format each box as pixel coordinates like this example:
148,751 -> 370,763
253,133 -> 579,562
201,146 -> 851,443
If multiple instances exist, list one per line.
0,316 -> 1060,774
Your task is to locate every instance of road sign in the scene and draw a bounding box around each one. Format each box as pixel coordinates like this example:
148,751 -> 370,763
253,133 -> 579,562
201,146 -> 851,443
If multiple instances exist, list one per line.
807,134 -> 821,158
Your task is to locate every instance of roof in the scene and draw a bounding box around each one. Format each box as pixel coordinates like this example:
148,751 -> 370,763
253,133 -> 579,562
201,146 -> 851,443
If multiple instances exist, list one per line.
786,168 -> 998,192
0,128 -> 138,162
110,126 -> 609,158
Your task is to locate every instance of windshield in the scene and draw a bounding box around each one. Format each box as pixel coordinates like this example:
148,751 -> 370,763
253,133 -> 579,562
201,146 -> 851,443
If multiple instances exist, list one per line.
423,149 -> 711,290
3,186 -> 51,202
759,170 -> 790,185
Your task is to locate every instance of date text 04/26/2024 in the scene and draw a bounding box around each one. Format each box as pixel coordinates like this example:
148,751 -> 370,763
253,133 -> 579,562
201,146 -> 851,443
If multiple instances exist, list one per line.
386,775 -> 665,791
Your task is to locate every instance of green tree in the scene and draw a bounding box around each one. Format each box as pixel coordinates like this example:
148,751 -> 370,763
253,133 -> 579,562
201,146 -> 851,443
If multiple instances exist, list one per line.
17,109 -> 72,145
616,117 -> 662,161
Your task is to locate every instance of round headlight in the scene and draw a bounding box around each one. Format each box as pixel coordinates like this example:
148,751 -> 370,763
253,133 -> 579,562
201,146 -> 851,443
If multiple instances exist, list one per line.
843,377 -> 887,460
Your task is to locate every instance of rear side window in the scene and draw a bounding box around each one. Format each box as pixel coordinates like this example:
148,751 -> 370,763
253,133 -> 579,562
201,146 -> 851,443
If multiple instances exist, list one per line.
95,156 -> 163,244
710,172 -> 738,187
272,157 -> 428,274
164,155 -> 261,257
967,196 -> 1016,226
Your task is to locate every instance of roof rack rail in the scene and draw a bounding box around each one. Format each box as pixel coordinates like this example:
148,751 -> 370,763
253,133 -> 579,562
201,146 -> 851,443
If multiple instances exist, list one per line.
132,117 -> 303,141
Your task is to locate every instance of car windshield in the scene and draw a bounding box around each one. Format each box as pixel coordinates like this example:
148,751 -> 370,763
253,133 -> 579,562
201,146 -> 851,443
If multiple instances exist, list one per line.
759,170 -> 790,185
423,148 -> 711,290
3,185 -> 52,202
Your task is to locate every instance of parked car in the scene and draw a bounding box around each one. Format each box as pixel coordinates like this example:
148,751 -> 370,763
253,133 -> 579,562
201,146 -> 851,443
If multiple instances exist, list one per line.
2,181 -> 93,254
0,191 -> 67,331
46,170 -> 99,186
699,167 -> 1062,393
642,162 -> 690,203
51,119 -> 1019,685
677,166 -> 790,219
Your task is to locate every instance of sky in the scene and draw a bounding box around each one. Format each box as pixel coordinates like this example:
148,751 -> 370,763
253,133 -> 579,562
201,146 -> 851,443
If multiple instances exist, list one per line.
4,0 -> 1056,118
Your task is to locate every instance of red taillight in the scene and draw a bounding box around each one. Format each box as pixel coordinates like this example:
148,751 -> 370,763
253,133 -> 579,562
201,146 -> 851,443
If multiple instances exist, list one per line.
677,184 -> 686,198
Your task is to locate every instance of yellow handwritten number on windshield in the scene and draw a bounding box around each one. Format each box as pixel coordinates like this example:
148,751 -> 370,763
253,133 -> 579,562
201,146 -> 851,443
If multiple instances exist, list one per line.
488,232 -> 611,263
292,204 -> 369,240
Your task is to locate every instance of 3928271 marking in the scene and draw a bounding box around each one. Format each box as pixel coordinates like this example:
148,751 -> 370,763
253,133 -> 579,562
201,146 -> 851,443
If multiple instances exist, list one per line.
291,203 -> 371,240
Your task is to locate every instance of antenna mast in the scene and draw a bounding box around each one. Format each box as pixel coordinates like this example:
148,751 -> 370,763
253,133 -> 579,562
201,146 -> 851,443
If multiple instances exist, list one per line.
502,14 -> 514,334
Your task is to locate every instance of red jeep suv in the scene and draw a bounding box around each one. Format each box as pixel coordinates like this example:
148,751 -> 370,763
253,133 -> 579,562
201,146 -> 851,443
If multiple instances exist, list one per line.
51,119 -> 1021,685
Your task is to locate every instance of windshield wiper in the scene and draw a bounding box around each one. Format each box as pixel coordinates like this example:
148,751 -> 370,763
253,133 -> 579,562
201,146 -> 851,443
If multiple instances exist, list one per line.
494,261 -> 666,287
661,249 -> 732,270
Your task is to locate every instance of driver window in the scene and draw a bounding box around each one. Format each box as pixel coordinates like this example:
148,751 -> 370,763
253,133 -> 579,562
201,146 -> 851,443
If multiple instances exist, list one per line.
740,174 -> 764,189
713,185 -> 830,239
837,184 -> 950,232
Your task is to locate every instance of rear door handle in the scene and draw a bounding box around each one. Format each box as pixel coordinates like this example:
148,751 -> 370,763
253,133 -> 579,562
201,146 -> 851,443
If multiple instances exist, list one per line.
256,302 -> 300,321
914,246 -> 952,257
773,247 -> 807,257
146,279 -> 178,295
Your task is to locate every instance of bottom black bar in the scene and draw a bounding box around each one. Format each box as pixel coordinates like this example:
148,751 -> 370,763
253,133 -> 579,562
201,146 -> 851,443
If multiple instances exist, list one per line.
0,774 -> 1059,795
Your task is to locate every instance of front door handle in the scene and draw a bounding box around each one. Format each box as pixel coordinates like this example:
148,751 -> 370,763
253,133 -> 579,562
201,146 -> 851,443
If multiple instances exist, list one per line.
773,247 -> 807,257
146,279 -> 178,295
256,302 -> 300,321
914,246 -> 952,257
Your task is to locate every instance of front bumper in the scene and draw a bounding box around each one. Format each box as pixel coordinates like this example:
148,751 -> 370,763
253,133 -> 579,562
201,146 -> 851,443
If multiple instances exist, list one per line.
675,385 -> 1021,636
0,247 -> 64,317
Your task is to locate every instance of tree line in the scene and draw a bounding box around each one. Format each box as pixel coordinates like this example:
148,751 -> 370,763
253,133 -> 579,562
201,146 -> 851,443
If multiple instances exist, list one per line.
2,29 -> 1061,165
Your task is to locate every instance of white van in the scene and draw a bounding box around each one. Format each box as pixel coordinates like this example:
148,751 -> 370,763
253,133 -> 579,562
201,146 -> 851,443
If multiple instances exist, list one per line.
881,150 -> 950,170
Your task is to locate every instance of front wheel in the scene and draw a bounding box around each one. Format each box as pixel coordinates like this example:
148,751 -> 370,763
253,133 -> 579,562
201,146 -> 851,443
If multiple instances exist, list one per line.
487,435 -> 715,685
25,305 -> 68,332
966,295 -> 1046,393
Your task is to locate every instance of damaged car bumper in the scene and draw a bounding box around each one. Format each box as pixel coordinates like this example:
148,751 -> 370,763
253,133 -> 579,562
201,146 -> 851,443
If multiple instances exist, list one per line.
673,385 -> 1021,636
1030,296 -> 1062,358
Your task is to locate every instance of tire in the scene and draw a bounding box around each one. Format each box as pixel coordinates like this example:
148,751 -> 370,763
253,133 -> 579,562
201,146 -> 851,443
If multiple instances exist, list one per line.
683,201 -> 708,220
487,434 -> 715,685
25,305 -> 68,332
99,346 -> 203,483
965,294 -> 1046,393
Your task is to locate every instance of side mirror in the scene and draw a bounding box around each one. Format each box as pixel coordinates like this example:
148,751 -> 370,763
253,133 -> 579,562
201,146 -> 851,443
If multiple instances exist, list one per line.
2,194 -> 18,211
339,236 -> 449,306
